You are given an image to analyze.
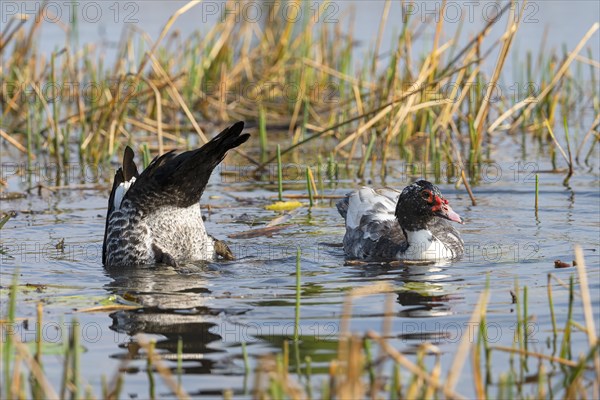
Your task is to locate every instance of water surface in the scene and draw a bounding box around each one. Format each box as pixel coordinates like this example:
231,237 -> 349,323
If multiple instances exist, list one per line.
1,136 -> 598,397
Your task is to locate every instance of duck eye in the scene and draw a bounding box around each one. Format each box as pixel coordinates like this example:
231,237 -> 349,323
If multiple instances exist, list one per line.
420,190 -> 431,201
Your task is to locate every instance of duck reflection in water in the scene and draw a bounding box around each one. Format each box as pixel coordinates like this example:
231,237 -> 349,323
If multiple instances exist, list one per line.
104,263 -> 248,375
346,261 -> 465,351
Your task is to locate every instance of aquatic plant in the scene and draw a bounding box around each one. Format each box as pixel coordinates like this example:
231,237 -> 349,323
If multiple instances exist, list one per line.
1,2 -> 597,193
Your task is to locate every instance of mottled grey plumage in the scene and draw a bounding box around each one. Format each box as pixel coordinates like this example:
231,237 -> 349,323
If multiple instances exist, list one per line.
337,181 -> 464,262
103,121 -> 249,268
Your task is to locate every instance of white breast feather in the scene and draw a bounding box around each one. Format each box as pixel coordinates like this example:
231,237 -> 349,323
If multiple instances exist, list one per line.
113,177 -> 136,210
402,229 -> 452,261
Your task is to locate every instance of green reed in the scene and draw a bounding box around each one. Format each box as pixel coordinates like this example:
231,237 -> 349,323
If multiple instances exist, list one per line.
294,247 -> 301,342
276,144 -> 283,201
306,167 -> 314,207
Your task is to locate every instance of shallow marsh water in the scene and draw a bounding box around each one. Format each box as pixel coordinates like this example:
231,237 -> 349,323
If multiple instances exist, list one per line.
1,134 -> 598,397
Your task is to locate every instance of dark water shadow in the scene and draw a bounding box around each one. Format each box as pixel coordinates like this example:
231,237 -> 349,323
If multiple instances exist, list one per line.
103,263 -> 249,375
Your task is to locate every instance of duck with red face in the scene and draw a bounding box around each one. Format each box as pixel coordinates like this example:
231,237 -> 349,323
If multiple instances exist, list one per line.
337,180 -> 465,262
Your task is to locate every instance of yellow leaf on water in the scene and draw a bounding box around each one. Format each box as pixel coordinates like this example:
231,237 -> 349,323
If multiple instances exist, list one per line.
265,201 -> 303,211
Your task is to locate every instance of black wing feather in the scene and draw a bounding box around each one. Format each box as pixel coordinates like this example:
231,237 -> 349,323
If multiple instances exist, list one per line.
124,121 -> 250,212
122,146 -> 139,181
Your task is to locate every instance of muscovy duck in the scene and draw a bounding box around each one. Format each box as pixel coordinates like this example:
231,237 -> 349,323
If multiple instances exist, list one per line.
103,121 -> 250,268
336,180 -> 464,262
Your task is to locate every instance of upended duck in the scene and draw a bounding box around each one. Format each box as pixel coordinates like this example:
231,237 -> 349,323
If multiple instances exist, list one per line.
336,180 -> 465,262
102,121 -> 249,268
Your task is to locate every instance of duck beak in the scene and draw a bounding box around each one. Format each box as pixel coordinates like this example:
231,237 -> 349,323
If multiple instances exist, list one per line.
433,198 -> 464,224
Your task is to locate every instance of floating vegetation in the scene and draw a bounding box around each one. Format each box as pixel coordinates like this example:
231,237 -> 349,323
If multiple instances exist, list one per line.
265,201 -> 304,212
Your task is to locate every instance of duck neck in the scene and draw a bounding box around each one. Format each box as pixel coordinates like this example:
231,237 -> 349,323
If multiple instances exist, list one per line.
397,214 -> 431,233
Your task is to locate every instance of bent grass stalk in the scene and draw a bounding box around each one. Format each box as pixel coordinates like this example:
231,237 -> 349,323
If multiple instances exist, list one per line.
294,247 -> 301,342
70,319 -> 80,400
306,167 -> 314,207
574,245 -> 600,396
259,105 -> 268,162
31,302 -> 44,399
2,272 -> 18,399
548,274 -> 558,356
304,355 -> 312,399
559,277 -> 575,362
146,340 -> 156,400
142,143 -> 151,168
357,131 -> 376,179
562,116 -> 574,186
241,341 -> 250,375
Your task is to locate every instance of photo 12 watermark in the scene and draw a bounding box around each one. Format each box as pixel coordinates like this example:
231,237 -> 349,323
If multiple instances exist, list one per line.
0,1 -> 341,25
1,160 -> 543,186
3,79 -> 139,106
194,1 -> 340,24
401,1 -> 539,24
0,239 -> 542,266
1,1 -> 140,24
0,319 -> 540,346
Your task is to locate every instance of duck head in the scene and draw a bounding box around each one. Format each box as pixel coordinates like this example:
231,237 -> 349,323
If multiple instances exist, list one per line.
394,180 -> 463,231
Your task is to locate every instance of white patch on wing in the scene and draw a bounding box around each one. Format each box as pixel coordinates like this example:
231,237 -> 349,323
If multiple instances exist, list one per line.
346,187 -> 397,229
113,176 -> 136,210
